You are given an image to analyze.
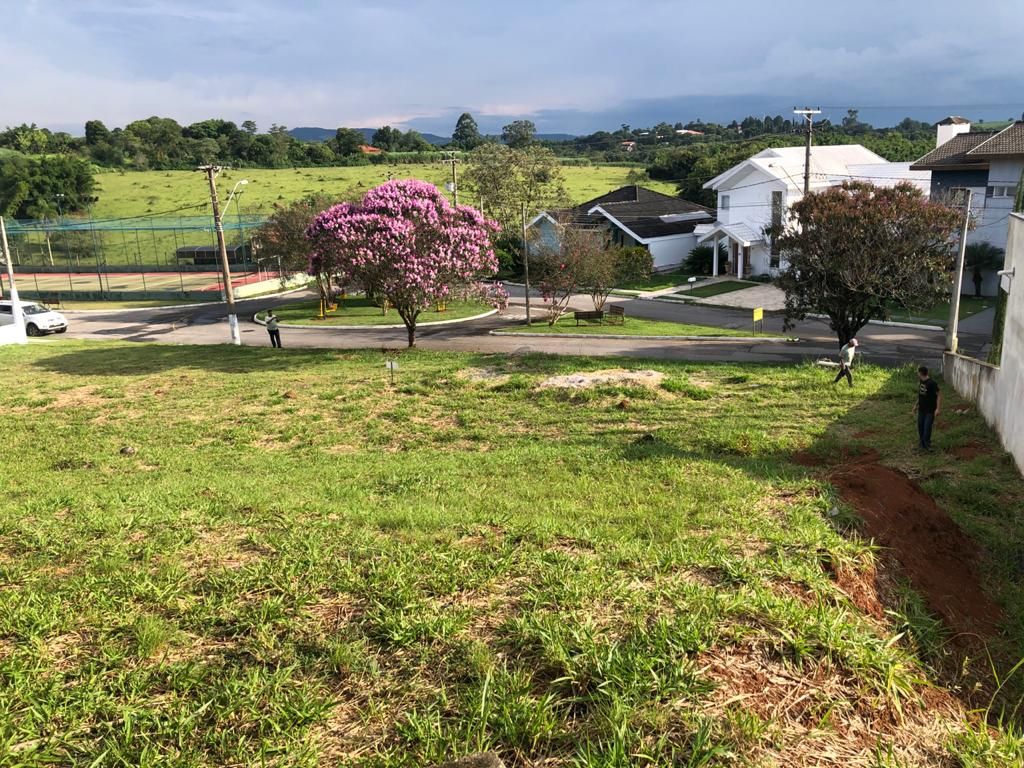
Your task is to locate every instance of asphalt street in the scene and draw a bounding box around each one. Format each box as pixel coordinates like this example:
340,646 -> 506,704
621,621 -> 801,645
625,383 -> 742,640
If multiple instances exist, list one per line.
55,288 -> 985,369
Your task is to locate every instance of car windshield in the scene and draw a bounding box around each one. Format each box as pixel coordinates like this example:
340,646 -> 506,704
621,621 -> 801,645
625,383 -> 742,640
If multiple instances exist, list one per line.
22,304 -> 47,315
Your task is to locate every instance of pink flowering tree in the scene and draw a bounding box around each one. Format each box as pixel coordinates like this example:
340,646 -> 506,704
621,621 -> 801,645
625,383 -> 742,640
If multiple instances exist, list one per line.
307,180 -> 500,346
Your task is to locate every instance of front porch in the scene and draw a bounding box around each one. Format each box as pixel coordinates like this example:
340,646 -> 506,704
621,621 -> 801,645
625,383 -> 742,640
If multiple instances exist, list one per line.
694,222 -> 765,280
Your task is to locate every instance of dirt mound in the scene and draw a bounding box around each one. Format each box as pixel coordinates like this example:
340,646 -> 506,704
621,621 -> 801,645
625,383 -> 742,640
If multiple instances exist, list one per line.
827,460 -> 1002,637
951,441 -> 992,460
538,369 -> 665,390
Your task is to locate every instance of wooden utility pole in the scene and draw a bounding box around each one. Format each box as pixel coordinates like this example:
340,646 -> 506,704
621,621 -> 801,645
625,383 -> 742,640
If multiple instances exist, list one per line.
441,152 -> 460,205
521,202 -> 532,324
946,188 -> 974,353
0,217 -> 27,344
793,107 -> 821,195
198,165 -> 241,345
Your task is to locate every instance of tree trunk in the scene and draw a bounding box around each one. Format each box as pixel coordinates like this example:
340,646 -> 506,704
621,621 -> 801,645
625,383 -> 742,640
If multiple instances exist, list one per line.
399,308 -> 419,347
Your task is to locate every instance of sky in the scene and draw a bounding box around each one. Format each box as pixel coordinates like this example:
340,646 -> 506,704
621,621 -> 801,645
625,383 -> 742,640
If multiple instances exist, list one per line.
4,0 -> 1024,136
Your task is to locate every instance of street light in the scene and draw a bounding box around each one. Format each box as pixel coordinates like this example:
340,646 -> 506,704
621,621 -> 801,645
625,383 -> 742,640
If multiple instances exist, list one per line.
197,167 -> 246,345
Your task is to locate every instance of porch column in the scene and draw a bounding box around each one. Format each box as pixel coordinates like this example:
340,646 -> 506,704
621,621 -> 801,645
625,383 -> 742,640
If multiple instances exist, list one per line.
711,237 -> 719,277
737,245 -> 746,280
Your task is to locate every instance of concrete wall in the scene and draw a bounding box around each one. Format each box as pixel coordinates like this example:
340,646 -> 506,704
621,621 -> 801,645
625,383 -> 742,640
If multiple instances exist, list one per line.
944,212 -> 1024,473
648,234 -> 697,271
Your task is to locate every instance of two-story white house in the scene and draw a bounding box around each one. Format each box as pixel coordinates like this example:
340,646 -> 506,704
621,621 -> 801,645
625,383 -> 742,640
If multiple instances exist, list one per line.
911,118 -> 1024,295
694,145 -> 931,279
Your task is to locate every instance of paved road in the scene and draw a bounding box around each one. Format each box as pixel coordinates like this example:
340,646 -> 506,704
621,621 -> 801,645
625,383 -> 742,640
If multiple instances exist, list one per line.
58,288 -> 988,368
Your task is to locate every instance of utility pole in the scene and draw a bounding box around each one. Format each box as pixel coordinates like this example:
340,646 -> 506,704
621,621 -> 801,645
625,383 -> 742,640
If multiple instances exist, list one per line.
793,107 -> 821,195
521,202 -> 532,324
441,152 -> 459,205
946,188 -> 974,353
0,217 -> 27,344
198,165 -> 241,345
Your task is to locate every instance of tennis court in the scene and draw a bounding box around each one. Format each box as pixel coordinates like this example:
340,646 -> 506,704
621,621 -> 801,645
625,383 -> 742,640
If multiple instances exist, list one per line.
2,270 -> 278,296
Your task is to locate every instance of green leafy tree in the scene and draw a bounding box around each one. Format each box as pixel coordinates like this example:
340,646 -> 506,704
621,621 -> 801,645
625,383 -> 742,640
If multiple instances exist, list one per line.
372,126 -> 401,152
452,112 -> 483,150
0,154 -> 96,219
398,130 -> 433,152
777,181 -> 964,345
464,143 -> 567,234
256,194 -> 338,305
501,120 -> 536,149
333,127 -> 365,157
241,120 -> 258,135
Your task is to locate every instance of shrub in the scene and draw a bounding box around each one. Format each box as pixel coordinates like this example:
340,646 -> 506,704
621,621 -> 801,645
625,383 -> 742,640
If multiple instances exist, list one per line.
615,246 -> 654,284
684,244 -> 714,275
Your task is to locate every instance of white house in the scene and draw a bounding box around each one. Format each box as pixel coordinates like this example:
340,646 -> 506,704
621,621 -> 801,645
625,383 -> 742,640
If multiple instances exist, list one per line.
695,145 -> 931,279
527,185 -> 714,272
911,118 -> 1024,295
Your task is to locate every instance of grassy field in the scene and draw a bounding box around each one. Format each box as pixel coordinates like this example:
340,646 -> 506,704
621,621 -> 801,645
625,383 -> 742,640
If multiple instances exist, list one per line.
262,298 -> 492,327
612,270 -> 701,294
507,316 -> 767,337
90,165 -> 677,220
1,342 -> 1023,766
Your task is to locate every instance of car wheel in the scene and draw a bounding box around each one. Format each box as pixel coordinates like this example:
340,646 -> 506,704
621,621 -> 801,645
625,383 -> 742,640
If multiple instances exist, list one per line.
55,328 -> 67,334
26,323 -> 40,337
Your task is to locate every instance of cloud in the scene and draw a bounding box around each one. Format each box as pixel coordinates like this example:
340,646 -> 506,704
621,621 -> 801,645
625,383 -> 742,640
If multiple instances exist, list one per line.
1,0 -> 1021,133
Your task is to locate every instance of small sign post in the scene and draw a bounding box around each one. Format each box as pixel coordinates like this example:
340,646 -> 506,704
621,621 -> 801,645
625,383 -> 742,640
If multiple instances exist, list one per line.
688,276 -> 697,291
385,359 -> 398,386
752,306 -> 764,334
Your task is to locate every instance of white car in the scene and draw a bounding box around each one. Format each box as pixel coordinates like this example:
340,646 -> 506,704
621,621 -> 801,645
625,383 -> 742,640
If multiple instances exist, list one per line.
0,300 -> 68,336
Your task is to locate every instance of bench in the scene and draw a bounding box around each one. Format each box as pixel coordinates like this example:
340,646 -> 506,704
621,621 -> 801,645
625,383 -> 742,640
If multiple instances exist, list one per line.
39,294 -> 64,309
606,305 -> 625,325
574,310 -> 604,326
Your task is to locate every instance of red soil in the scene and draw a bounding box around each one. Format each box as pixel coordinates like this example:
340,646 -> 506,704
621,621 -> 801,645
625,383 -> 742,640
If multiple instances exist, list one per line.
821,455 -> 1003,637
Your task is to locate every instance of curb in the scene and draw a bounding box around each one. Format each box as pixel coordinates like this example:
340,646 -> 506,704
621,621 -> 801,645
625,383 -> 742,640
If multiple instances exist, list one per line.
61,283 -> 314,314
489,330 -> 797,343
254,308 -> 499,330
806,313 -> 944,332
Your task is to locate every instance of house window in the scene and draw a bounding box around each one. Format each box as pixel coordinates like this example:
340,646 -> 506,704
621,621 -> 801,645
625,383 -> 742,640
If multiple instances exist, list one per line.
770,191 -> 783,266
720,194 -> 730,211
987,185 -> 1017,199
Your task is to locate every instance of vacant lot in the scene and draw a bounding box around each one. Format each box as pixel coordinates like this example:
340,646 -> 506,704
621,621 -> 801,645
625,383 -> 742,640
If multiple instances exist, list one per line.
1,342 -> 1022,767
91,165 -> 676,220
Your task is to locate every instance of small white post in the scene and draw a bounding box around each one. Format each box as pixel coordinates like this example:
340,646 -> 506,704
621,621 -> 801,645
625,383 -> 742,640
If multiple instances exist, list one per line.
737,245 -> 745,280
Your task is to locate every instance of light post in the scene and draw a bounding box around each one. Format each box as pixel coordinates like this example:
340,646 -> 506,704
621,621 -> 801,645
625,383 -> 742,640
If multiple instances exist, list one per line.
198,165 -> 247,345
0,217 -> 27,344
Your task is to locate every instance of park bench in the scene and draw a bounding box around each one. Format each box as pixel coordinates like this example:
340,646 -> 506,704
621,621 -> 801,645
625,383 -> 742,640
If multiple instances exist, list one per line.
606,305 -> 625,325
40,294 -> 64,309
574,310 -> 604,325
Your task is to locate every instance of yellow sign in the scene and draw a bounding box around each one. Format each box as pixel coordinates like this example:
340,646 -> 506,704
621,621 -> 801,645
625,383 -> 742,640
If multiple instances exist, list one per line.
753,307 -> 764,322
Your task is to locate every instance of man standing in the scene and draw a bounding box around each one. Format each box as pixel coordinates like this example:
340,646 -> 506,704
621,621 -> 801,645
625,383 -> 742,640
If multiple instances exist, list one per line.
913,365 -> 941,451
266,310 -> 282,348
833,338 -> 858,387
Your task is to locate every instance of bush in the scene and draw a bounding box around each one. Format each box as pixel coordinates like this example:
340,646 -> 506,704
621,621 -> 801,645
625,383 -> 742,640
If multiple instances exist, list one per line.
615,246 -> 653,283
684,244 -> 714,275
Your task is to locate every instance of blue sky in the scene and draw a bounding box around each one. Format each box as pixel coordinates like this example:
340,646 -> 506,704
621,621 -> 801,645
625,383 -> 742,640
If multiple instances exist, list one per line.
5,0 -> 1024,135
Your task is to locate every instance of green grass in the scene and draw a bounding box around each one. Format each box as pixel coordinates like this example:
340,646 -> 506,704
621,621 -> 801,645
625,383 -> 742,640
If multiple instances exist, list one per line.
507,316 -> 769,337
675,280 -> 755,299
89,165 -> 678,220
613,270 -> 700,293
261,297 -> 492,326
1,341 -> 1023,766
887,297 -> 995,326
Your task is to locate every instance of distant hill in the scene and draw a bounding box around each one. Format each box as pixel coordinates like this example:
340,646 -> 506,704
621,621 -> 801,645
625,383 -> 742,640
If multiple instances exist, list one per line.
288,127 -> 451,145
289,127 -> 578,146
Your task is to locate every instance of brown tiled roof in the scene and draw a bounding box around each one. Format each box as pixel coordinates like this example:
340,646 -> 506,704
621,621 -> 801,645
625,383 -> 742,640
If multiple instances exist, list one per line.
937,116 -> 971,125
910,132 -> 994,170
967,122 -> 1024,157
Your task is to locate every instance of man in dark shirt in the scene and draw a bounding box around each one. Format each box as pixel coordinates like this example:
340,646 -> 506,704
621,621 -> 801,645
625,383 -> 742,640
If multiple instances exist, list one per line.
913,366 -> 941,451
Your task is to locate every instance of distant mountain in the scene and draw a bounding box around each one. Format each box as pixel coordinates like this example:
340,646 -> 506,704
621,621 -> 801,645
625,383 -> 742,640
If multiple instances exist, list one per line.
289,126 -> 578,146
288,127 -> 451,145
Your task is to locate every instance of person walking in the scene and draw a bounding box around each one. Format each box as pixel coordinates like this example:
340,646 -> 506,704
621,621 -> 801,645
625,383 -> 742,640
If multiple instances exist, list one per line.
832,338 -> 858,387
913,365 -> 941,451
266,310 -> 282,348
